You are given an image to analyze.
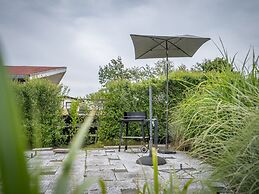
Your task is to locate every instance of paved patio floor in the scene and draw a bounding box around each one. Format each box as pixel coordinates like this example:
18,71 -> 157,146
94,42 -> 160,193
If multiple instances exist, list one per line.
26,147 -> 217,194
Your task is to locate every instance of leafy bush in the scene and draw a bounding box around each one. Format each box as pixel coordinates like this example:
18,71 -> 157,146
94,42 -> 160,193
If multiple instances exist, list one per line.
91,71 -> 207,143
193,57 -> 233,72
12,79 -> 66,147
69,100 -> 80,139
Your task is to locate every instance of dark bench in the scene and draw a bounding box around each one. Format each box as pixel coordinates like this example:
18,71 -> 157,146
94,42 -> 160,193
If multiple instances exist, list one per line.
119,112 -> 148,152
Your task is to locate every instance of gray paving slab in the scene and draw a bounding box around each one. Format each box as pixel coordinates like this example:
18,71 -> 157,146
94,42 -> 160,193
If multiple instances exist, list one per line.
87,163 -> 126,171
107,154 -> 120,160
88,149 -> 107,156
110,159 -> 124,165
23,148 -> 216,193
85,170 -> 116,181
115,171 -> 153,181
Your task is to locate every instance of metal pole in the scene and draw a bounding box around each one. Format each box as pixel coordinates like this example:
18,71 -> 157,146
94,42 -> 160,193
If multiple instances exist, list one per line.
136,85 -> 166,166
149,85 -> 153,157
165,41 -> 169,149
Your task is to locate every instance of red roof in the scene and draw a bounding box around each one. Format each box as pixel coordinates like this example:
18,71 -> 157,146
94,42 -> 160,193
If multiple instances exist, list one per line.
7,66 -> 66,75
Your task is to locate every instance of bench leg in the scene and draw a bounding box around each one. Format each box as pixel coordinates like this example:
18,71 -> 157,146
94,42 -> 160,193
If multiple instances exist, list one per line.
119,122 -> 123,152
141,121 -> 145,146
125,122 -> 128,151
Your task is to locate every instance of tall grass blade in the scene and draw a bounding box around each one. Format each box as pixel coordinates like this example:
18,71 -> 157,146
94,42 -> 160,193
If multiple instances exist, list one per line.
219,37 -> 228,61
212,39 -> 225,58
99,179 -> 107,194
54,109 -> 96,194
152,148 -> 159,194
0,48 -> 34,193
241,48 -> 250,74
72,177 -> 98,194
181,178 -> 193,194
230,52 -> 238,70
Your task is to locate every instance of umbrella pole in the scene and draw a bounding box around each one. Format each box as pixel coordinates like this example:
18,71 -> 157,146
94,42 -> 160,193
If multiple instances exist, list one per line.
136,86 -> 166,166
158,40 -> 176,154
165,41 -> 169,149
149,85 -> 153,157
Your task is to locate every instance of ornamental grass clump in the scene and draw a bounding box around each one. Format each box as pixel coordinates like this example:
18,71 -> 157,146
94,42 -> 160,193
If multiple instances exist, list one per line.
171,70 -> 258,163
212,113 -> 259,193
171,67 -> 259,192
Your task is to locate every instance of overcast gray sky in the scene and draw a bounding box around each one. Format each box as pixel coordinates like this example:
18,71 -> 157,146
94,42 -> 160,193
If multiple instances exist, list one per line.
1,0 -> 259,97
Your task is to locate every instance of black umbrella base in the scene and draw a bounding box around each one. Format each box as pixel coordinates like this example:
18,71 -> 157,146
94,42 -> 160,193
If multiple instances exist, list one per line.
136,156 -> 166,166
158,148 -> 176,154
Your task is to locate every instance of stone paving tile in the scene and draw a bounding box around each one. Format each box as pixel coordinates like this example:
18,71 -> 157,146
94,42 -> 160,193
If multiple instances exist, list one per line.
87,180 -> 137,194
88,150 -> 107,156
105,180 -> 136,193
105,149 -> 116,153
85,170 -> 116,181
26,150 -> 86,193
40,181 -> 50,193
107,154 -> 120,160
87,164 -> 126,171
115,171 -> 153,181
118,152 -> 140,161
84,148 -> 215,193
23,148 -> 215,193
86,156 -> 109,166
110,159 -> 124,165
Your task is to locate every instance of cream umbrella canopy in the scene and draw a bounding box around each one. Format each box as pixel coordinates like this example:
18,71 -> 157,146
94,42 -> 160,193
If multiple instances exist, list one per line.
130,34 -> 210,153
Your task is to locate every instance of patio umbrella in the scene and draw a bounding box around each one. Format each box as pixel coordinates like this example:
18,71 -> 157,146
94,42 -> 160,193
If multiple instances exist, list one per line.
130,34 -> 210,153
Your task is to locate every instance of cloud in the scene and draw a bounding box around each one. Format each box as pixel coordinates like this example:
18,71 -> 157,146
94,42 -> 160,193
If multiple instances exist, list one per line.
1,0 -> 258,96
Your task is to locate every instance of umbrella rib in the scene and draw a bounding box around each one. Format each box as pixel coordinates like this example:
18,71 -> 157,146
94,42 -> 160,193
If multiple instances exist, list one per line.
167,39 -> 192,57
152,38 -> 167,49
137,39 -> 166,59
137,37 -> 181,58
135,36 -> 194,58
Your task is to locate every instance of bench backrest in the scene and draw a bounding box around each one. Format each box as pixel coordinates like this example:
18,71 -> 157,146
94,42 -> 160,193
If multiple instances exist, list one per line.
123,112 -> 147,119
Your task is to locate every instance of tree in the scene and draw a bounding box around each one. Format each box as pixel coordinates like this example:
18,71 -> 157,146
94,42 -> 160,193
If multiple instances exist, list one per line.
153,59 -> 174,76
98,57 -> 174,86
193,57 -> 233,72
98,57 -> 130,86
177,64 -> 188,71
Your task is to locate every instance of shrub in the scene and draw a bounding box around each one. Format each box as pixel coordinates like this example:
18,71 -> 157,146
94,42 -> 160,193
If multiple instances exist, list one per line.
69,99 -> 80,140
193,57 -> 233,72
12,79 -> 66,147
90,71 -> 207,143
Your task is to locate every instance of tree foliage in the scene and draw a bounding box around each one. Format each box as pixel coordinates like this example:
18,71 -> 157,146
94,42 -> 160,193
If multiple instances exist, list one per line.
98,57 -> 130,86
69,100 -> 79,140
193,57 -> 233,72
98,57 -> 174,86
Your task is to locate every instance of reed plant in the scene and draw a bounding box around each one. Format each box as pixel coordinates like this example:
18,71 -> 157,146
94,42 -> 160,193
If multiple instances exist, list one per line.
212,113 -> 259,193
171,52 -> 259,192
171,70 -> 258,162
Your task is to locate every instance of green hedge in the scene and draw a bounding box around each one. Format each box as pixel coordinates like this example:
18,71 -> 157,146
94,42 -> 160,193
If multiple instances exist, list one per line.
12,79 -> 65,147
91,71 -> 207,143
